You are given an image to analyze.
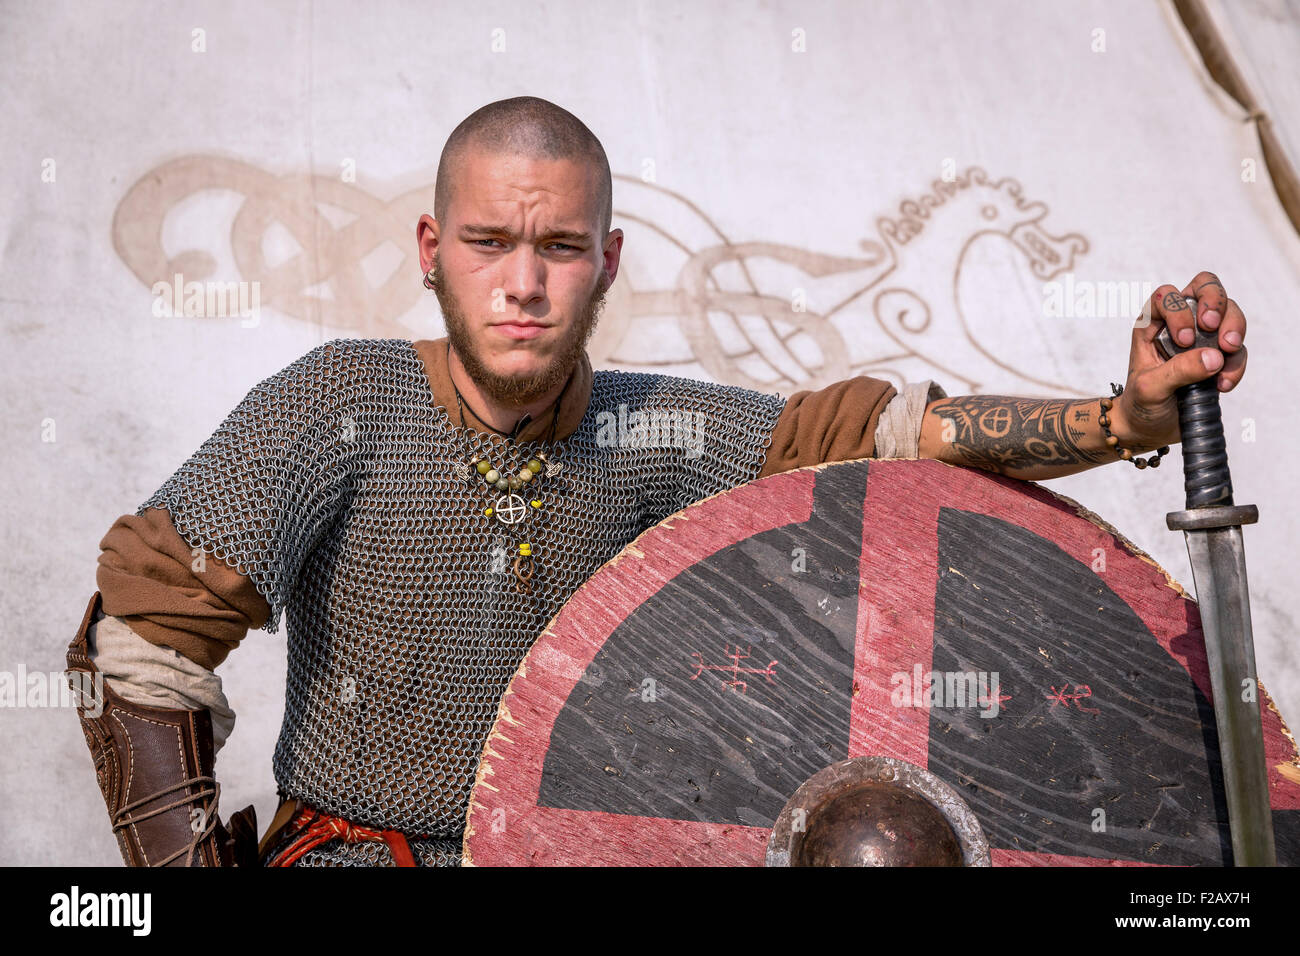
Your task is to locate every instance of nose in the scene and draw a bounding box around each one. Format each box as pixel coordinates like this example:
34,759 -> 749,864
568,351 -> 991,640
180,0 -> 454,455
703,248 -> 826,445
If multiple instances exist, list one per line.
499,247 -> 547,312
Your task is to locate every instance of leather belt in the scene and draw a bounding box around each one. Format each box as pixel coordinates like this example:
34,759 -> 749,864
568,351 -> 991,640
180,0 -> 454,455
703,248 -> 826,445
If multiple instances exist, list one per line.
262,801 -> 430,867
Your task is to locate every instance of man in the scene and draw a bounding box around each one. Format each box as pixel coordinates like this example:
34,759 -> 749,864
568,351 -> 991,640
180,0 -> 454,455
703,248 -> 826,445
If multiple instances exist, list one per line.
67,96 -> 1248,866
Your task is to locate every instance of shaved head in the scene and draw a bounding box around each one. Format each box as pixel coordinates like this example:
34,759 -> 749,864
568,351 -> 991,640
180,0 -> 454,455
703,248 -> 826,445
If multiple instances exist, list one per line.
435,96 -> 612,238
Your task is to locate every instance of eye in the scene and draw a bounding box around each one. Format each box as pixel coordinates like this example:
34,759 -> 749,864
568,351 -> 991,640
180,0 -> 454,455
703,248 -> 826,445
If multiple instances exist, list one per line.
472,239 -> 501,248
549,243 -> 578,252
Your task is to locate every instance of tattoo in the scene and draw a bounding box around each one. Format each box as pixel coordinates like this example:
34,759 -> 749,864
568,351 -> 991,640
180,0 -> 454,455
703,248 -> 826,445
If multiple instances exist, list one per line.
928,396 -> 1107,472
1162,291 -> 1188,313
1194,277 -> 1226,297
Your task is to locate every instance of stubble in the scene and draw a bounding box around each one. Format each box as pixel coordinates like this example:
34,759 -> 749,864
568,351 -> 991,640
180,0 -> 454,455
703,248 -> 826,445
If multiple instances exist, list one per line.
430,254 -> 608,408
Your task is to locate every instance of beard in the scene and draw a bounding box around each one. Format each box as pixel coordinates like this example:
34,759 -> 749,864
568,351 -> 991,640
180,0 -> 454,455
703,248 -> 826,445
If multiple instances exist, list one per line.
430,253 -> 608,408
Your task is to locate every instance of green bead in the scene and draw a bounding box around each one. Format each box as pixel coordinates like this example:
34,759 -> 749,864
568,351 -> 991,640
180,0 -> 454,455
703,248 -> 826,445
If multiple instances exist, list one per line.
508,476 -> 522,490
495,477 -> 509,491
527,458 -> 543,474
484,468 -> 500,484
476,459 -> 492,476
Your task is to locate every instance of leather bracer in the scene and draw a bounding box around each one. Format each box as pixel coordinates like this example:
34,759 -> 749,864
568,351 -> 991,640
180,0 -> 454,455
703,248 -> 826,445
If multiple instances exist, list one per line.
65,591 -> 258,866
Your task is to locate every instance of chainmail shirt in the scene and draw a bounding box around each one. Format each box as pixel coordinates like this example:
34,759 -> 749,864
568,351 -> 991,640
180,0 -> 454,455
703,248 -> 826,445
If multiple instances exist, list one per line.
136,338 -> 786,865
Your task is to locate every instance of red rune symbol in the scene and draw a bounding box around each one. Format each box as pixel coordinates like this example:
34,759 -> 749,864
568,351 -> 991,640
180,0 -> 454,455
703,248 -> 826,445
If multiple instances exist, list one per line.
690,644 -> 778,694
1071,684 -> 1099,714
978,688 -> 1013,709
1045,682 -> 1099,714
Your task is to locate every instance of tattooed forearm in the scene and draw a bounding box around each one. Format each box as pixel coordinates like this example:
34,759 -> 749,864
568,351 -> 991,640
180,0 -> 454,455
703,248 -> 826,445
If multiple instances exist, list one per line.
921,395 -> 1111,476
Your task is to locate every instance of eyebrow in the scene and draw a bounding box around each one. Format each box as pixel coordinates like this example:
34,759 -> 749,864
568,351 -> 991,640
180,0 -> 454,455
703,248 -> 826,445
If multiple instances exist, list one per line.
460,224 -> 593,244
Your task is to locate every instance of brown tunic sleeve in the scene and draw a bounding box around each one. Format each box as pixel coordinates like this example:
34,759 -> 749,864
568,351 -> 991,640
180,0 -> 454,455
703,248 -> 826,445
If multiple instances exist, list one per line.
96,507 -> 271,670
757,375 -> 899,478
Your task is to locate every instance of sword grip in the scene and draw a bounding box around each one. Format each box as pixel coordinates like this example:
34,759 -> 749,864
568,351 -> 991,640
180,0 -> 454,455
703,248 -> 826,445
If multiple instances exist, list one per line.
1174,378 -> 1233,508
1153,298 -> 1233,509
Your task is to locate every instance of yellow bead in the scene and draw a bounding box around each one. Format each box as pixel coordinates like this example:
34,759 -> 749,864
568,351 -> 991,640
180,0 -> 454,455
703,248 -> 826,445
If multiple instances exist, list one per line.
519,542 -> 532,556
530,499 -> 542,508
484,507 -> 494,516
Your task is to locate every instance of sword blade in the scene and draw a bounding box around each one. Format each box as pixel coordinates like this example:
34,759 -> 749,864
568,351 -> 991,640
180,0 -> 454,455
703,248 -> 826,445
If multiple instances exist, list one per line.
1182,524 -> 1276,866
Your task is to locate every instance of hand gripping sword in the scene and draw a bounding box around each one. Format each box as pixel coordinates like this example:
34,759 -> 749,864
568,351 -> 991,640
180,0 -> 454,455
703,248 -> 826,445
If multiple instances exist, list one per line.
1154,298 -> 1275,866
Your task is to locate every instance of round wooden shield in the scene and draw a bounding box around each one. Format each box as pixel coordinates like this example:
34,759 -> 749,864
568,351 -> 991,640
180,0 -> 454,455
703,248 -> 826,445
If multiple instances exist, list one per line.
463,458 -> 1300,866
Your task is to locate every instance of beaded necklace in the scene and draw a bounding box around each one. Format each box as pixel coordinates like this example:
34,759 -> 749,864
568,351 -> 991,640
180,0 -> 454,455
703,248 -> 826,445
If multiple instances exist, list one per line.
448,342 -> 567,594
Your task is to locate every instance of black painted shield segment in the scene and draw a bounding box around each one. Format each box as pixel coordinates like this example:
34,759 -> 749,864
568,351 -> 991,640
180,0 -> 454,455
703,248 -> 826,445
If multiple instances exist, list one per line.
537,459 -> 869,826
928,507 -> 1231,865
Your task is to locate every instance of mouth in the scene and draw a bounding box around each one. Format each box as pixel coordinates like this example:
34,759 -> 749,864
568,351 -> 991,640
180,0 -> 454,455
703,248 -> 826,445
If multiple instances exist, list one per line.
491,321 -> 551,340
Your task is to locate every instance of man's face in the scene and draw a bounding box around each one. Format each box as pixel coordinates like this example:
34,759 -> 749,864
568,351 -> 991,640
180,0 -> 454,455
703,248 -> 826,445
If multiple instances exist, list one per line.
423,149 -> 620,408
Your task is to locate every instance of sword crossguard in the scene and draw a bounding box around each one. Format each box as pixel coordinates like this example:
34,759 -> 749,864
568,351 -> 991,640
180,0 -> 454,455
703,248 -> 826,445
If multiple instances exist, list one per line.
1166,503 -> 1258,533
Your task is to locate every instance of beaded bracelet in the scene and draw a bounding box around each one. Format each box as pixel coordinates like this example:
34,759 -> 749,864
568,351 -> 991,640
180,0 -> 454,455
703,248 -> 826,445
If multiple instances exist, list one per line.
1099,383 -> 1169,469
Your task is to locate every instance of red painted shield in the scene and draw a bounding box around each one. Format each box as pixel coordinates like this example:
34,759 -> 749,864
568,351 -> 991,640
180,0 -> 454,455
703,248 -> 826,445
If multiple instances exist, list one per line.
464,458 -> 1300,866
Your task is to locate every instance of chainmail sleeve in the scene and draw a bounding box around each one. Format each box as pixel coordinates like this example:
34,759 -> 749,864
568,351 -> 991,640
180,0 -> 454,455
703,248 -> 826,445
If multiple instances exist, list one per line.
674,381 -> 786,511
610,374 -> 787,520
135,339 -> 366,635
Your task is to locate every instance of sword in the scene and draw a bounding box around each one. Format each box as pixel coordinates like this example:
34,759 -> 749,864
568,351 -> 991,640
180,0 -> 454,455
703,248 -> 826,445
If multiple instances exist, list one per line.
1154,298 -> 1275,866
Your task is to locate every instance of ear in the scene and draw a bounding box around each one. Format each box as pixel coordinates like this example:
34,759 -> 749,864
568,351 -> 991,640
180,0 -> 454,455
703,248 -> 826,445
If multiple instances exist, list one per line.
600,227 -> 624,287
416,214 -> 440,273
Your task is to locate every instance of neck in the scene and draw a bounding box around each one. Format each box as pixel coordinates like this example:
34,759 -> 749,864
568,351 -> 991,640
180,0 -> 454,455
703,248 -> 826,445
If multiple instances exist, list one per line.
447,344 -> 571,436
